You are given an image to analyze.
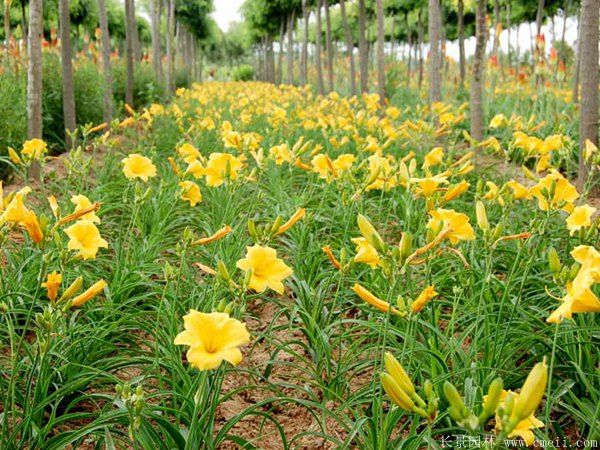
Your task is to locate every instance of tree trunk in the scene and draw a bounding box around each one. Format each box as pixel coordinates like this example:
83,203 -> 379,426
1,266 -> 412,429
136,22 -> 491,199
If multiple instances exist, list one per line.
315,0 -> 325,95
493,0 -> 504,77
151,0 -> 162,84
277,19 -> 284,84
4,0 -> 10,51
27,0 -> 43,139
536,0 -> 545,36
390,16 -> 396,59
506,3 -> 512,68
166,0 -> 175,93
406,33 -> 412,88
266,34 -> 275,84
20,0 -> 27,47
125,0 -> 136,106
324,0 -> 334,92
301,0 -> 309,85
428,0 -> 442,104
358,0 -> 368,93
59,0 -> 76,147
457,0 -> 466,88
417,9 -> 424,90
375,0 -> 385,107
572,8 -> 582,102
97,0 -> 113,123
578,0 -> 599,187
287,10 -> 295,85
470,0 -> 486,141
339,0 -> 356,96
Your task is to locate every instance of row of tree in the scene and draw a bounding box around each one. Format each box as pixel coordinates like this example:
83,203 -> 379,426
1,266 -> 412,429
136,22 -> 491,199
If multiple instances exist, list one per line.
240,0 -> 598,184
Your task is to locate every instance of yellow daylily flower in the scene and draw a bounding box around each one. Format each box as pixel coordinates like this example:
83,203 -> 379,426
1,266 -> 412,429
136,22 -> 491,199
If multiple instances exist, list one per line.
236,245 -> 293,294
565,204 -> 596,235
64,220 -> 108,260
411,285 -> 438,313
174,310 -> 250,371
427,208 -> 475,245
122,154 -> 157,182
203,152 -> 243,187
41,271 -> 62,302
179,181 -> 202,207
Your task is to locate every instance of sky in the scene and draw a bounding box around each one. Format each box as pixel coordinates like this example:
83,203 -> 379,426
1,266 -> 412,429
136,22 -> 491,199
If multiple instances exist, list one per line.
212,0 -> 244,31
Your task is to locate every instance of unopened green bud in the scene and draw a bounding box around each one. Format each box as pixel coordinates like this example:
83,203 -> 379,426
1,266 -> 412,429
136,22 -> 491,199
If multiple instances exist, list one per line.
548,247 -> 561,274
481,377 -> 503,422
399,232 -> 412,258
443,381 -> 467,416
270,215 -> 283,235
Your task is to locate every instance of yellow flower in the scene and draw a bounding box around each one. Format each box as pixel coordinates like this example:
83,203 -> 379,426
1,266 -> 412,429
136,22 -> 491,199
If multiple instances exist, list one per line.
489,113 -> 507,128
311,154 -> 335,181
71,195 -> 101,223
506,180 -> 532,200
179,181 -> 202,206
322,246 -> 341,269
413,177 -> 447,198
352,283 -> 402,315
71,279 -> 108,307
192,225 -> 232,245
185,160 -> 205,179
174,310 -> 250,371
411,285 -> 438,313
584,139 -> 598,162
21,210 -> 43,244
496,390 -> 544,446
427,208 -> 475,245
177,143 -> 201,163
0,186 -> 32,224
423,147 -> 444,167
223,130 -> 244,151
530,170 -> 579,212
442,180 -> 470,203
276,208 -> 306,235
512,359 -> 548,421
236,244 -> 293,294
333,154 -> 356,172
352,237 -> 381,268
269,144 -> 292,165
483,181 -> 505,206
122,154 -> 157,182
41,271 -> 62,302
204,152 -> 243,187
48,195 -> 60,218
64,220 -> 108,260
21,138 -> 47,160
566,204 -> 596,235
547,283 -> 600,323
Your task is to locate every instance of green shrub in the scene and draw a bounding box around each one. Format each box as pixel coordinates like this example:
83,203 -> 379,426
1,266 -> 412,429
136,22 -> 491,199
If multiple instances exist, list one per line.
112,61 -> 164,110
0,68 -> 27,179
232,64 -> 254,82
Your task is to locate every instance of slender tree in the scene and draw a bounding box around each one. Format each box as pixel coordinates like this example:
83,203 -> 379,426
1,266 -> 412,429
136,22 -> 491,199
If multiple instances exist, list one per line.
376,0 -> 385,106
287,9 -> 295,84
59,0 -> 76,147
358,0 -> 368,93
470,0 -> 486,141
301,0 -> 309,85
166,0 -> 175,92
151,0 -> 163,84
457,0 -> 466,88
339,0 -> 356,96
578,0 -> 599,187
324,0 -> 334,92
27,0 -> 43,139
97,0 -> 113,123
315,0 -> 325,94
3,0 -> 10,50
125,0 -> 136,105
428,0 -> 442,103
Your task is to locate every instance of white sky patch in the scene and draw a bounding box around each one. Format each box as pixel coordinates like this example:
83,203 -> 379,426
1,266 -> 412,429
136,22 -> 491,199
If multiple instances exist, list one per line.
212,0 -> 244,31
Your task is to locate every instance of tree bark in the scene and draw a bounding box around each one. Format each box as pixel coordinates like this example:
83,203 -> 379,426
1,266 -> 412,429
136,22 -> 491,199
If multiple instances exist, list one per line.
97,0 -> 113,123
166,0 -> 175,93
4,0 -> 10,51
324,0 -> 334,92
470,0 -> 486,141
428,0 -> 442,104
376,0 -> 385,107
277,19 -> 284,84
339,0 -> 356,96
287,9 -> 295,85
572,7 -> 582,102
358,0 -> 368,93
151,0 -> 162,84
536,0 -> 545,36
417,9 -> 424,90
578,0 -> 599,187
301,0 -> 309,85
125,0 -> 136,106
59,0 -> 76,147
457,0 -> 466,88
27,0 -> 43,139
315,0 -> 325,95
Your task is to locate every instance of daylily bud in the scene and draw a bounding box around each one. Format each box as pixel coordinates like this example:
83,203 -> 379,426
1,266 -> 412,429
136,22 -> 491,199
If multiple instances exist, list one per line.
247,219 -> 257,238
381,373 -> 417,412
357,214 -> 385,252
59,276 -> 83,302
384,353 -> 415,397
512,358 -> 548,421
481,377 -> 503,421
443,382 -> 467,417
475,201 -> 489,231
270,215 -> 283,235
399,232 -> 412,259
217,260 -> 232,283
569,263 -> 580,281
548,247 -> 561,274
